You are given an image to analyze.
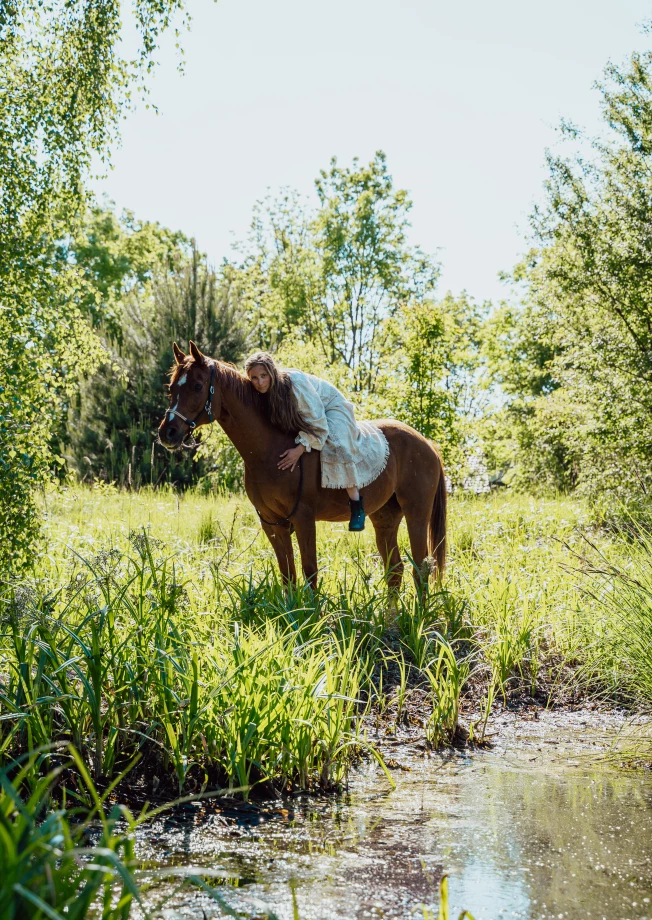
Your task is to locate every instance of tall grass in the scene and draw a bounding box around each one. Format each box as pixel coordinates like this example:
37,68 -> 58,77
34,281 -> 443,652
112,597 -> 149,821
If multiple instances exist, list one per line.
8,485 -> 649,920
1,537 -> 371,796
567,530 -> 652,706
3,484 -> 649,804
1,748 -> 141,920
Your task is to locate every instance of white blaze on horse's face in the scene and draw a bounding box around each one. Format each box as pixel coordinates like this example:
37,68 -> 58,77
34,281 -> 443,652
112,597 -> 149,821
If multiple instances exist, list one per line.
168,373 -> 188,420
169,374 -> 186,419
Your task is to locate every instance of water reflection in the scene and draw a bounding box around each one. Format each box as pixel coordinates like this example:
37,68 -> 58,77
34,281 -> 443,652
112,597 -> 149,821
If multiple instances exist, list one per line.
138,711 -> 652,919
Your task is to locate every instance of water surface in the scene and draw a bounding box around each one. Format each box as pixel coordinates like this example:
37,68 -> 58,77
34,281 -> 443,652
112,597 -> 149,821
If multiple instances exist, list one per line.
138,710 -> 652,919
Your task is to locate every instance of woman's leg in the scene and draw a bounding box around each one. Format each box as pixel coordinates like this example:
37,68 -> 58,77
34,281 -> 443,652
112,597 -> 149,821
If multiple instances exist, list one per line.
321,400 -> 365,529
347,486 -> 365,531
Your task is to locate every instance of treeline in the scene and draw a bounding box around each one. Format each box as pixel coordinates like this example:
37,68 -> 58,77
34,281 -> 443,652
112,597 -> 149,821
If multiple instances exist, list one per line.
3,0 -> 652,574
1,0 -> 187,574
59,154 -> 483,493
55,210 -> 249,490
66,39 -> 652,526
479,52 -> 652,516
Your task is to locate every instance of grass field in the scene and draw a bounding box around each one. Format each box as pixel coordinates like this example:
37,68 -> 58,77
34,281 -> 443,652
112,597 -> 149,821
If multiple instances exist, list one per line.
3,485 -> 649,794
3,484 -> 651,918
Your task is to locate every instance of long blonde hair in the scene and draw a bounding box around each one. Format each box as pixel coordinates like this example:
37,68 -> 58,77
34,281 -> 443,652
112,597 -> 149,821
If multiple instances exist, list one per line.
244,352 -> 318,438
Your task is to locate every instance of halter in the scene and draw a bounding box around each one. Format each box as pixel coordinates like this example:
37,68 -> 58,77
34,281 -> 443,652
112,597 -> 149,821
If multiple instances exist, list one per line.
165,360 -> 303,526
165,362 -> 215,433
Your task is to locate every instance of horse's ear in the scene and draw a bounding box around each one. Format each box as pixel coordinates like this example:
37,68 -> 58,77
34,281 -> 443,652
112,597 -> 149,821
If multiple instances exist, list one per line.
173,342 -> 186,365
189,340 -> 205,364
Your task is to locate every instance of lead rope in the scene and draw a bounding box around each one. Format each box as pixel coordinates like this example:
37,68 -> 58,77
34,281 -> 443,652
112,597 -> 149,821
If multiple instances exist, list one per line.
255,456 -> 304,526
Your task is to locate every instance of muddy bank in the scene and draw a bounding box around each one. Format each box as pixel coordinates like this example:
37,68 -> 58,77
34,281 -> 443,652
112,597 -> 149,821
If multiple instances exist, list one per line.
132,709 -> 652,920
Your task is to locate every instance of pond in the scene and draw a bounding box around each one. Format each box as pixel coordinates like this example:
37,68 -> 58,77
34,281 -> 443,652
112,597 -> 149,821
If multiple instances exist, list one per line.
136,710 -> 652,919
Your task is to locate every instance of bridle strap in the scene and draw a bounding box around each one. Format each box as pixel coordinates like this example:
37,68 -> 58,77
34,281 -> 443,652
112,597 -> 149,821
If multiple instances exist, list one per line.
256,456 -> 303,526
166,363 -> 216,432
167,362 -> 302,526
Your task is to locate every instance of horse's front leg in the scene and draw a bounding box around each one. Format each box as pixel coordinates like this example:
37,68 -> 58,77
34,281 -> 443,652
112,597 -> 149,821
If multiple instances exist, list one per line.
260,521 -> 297,585
292,512 -> 318,588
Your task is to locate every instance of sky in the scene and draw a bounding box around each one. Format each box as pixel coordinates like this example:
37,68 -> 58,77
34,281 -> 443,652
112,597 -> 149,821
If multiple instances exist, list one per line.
95,0 -> 652,305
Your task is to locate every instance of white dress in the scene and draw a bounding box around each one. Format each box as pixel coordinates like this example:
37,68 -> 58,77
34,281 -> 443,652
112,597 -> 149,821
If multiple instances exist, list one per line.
288,370 -> 390,490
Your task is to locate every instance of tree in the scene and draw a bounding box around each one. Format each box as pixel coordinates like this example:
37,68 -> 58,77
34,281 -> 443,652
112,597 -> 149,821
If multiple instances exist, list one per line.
63,217 -> 248,487
383,293 -> 484,477
228,154 -> 490,478
0,0 -> 186,573
65,204 -> 186,341
478,296 -> 580,491
312,153 -> 439,394
484,47 -> 652,507
241,153 -> 440,395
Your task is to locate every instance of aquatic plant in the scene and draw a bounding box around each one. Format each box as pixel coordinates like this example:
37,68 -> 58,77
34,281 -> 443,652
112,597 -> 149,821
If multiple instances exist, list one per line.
0,531 -> 372,797
0,748 -> 141,920
424,638 -> 471,746
420,875 -> 476,920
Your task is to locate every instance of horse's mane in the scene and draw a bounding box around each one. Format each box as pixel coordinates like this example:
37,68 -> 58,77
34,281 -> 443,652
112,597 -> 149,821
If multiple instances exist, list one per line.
169,358 -> 262,409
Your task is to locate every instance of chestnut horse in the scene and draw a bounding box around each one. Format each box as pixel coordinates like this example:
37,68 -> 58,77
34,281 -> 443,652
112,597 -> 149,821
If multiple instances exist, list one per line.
158,342 -> 446,589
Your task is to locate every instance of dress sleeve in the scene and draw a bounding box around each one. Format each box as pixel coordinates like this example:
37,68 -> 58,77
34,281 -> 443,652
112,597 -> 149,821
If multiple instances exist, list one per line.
289,372 -> 329,452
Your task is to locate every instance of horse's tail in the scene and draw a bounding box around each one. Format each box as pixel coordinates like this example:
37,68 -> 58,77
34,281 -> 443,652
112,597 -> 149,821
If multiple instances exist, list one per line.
429,457 -> 447,577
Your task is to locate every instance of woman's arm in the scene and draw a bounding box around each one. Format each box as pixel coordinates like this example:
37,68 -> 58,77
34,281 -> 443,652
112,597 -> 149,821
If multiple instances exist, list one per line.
289,372 -> 329,451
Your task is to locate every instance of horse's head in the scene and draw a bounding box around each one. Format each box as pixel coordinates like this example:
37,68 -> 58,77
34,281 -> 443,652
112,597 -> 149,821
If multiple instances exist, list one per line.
158,341 -> 219,450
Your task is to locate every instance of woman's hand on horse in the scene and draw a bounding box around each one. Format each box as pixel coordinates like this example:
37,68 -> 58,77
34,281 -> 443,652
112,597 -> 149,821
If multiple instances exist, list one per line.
278,444 -> 305,472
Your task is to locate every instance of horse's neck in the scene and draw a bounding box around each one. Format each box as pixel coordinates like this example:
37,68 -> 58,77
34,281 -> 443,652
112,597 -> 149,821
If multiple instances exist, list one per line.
217,386 -> 279,468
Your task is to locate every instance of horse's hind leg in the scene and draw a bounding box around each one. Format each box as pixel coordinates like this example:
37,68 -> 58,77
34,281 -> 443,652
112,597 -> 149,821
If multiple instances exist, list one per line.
401,499 -> 436,590
369,495 -> 404,591
260,521 -> 297,585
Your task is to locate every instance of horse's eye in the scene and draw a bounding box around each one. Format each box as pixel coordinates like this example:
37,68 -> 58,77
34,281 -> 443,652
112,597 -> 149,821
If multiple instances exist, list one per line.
194,383 -> 203,392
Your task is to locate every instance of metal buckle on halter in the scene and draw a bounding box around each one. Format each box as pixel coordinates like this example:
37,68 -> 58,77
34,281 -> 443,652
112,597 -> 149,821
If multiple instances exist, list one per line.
205,368 -> 215,422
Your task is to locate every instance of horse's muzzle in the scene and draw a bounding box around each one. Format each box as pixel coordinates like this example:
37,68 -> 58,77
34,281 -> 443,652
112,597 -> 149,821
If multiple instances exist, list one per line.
158,423 -> 184,451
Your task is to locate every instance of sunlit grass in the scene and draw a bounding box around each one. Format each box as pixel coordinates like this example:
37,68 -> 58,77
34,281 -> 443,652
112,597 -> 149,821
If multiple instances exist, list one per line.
2,483 -> 650,805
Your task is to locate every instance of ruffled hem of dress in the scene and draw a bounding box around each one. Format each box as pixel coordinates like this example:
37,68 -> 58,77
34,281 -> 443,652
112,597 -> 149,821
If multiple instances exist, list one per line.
321,428 -> 390,490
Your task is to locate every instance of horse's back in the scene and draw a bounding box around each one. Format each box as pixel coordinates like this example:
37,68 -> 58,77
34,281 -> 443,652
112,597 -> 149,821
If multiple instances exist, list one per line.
371,419 -> 443,466
312,418 -> 444,521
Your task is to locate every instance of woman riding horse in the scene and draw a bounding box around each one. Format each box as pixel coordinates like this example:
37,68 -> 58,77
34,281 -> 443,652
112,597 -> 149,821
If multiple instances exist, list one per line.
244,352 -> 389,533
158,341 -> 446,589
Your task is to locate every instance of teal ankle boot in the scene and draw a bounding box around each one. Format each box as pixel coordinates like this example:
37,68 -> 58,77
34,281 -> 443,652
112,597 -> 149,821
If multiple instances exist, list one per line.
349,497 -> 366,532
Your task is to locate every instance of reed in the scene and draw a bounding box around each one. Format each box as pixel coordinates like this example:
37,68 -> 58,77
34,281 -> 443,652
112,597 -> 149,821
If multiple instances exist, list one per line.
1,748 -> 142,920
0,531 -> 377,797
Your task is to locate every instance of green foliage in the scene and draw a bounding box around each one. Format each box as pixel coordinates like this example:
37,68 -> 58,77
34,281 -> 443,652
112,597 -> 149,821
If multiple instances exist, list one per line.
483,50 -> 652,509
62,217 -> 248,487
424,637 -> 470,746
64,203 -> 187,341
241,153 -> 439,397
572,530 -> 652,706
0,527 -> 371,795
1,749 -> 141,920
311,152 -> 439,394
7,484 -> 647,798
0,0 -> 186,574
384,293 -> 484,477
225,154 -> 480,477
